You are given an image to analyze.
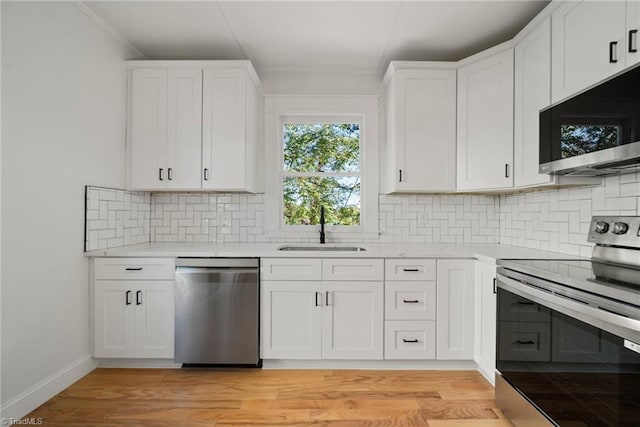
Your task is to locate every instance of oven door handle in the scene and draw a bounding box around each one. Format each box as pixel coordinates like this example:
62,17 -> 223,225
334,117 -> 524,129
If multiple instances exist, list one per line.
497,272 -> 640,345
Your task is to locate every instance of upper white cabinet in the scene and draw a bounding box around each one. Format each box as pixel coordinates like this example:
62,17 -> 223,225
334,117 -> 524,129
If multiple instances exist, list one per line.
514,17 -> 553,188
130,68 -> 202,190
551,1 -> 627,103
384,63 -> 457,193
202,67 -> 259,192
457,48 -> 514,191
128,61 -> 260,192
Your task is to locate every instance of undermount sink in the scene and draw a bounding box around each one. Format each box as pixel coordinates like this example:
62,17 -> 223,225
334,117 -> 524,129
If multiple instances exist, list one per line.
277,245 -> 367,252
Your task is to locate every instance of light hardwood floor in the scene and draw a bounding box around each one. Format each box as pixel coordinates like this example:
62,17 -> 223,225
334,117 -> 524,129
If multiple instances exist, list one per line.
26,369 -> 513,426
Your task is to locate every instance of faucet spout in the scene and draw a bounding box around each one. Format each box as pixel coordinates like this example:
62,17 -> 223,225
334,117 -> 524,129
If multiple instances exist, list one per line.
319,206 -> 326,244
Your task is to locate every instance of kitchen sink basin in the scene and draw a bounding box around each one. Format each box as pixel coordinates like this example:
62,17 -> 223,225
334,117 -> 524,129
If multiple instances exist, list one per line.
277,245 -> 366,252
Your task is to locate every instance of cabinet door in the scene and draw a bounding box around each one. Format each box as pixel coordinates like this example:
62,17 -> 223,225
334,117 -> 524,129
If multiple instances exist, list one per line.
551,1 -> 626,103
474,262 -> 497,383
322,281 -> 383,360
134,282 -> 175,358
390,69 -> 456,192
457,49 -> 514,190
436,259 -> 474,359
261,281 -> 322,359
130,69 -> 167,190
514,17 -> 553,188
94,281 -> 135,358
202,68 -> 249,191
166,69 -> 203,190
627,1 -> 640,67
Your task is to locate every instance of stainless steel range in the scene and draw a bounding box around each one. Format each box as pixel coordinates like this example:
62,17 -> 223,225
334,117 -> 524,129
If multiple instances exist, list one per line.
496,216 -> 640,427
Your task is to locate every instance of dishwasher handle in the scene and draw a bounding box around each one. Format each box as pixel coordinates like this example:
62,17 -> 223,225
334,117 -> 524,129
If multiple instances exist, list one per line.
175,266 -> 258,275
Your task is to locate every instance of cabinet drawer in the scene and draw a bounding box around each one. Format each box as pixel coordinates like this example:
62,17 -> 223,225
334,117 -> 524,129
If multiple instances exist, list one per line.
385,320 -> 435,359
385,259 -> 436,281
261,258 -> 322,281
498,321 -> 551,362
385,281 -> 436,320
498,290 -> 551,323
94,258 -> 175,280
322,259 -> 383,281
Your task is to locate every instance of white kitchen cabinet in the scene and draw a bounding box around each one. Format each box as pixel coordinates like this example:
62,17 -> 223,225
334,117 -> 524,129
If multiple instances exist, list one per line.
202,66 -> 259,192
127,61 -> 260,192
383,63 -> 457,193
130,68 -> 203,190
436,259 -> 475,359
93,257 -> 175,359
260,281 -> 322,359
457,49 -> 514,191
474,261 -> 497,384
260,258 -> 383,360
514,17 -> 553,188
322,281 -> 383,359
551,1 -> 626,103
94,281 -> 174,358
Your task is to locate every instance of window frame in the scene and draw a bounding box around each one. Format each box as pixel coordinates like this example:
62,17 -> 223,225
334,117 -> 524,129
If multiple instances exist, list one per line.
264,95 -> 379,239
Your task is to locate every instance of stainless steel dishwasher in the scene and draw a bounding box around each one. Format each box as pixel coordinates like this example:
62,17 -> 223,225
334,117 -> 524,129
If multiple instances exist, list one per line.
174,258 -> 260,366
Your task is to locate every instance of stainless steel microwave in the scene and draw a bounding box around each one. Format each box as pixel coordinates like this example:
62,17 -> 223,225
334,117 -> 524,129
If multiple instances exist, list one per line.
539,65 -> 640,176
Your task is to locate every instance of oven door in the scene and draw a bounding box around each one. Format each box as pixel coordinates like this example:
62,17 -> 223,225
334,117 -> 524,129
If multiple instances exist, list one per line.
496,271 -> 640,427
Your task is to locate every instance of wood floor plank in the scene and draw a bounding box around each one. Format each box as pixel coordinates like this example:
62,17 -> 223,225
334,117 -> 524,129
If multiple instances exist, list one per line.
24,368 -> 511,426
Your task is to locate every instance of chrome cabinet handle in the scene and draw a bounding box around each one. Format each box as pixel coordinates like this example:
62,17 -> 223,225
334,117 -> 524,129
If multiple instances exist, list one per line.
125,290 -> 132,306
630,30 -> 638,53
136,290 -> 142,305
610,41 -> 618,63
168,168 -> 173,181
159,168 -> 164,181
203,168 -> 210,181
402,338 -> 418,343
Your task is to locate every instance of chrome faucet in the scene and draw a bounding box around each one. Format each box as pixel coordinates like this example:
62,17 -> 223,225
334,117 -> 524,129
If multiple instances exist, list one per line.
319,206 -> 326,244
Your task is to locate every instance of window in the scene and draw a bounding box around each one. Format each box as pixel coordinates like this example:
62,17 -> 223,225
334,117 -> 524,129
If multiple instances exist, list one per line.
264,96 -> 379,237
283,122 -> 361,226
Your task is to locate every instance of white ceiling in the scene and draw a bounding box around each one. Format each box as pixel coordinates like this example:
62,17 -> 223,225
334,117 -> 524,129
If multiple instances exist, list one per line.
85,1 -> 549,75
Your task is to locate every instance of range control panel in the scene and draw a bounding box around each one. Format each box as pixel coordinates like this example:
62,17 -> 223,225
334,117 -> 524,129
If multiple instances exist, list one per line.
588,216 -> 640,248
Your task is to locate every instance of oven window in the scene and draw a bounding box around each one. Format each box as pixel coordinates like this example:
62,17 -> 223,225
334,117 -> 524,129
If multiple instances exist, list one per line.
561,123 -> 620,158
497,288 -> 640,426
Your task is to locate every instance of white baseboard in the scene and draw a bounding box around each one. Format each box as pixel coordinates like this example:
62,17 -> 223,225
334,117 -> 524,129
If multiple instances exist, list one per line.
1,356 -> 96,421
262,359 -> 478,370
96,358 -> 180,368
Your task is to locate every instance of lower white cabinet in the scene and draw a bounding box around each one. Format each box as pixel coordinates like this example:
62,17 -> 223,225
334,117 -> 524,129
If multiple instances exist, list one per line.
94,281 -> 175,358
436,259 -> 475,359
260,281 -> 322,359
474,261 -> 497,383
261,279 -> 383,360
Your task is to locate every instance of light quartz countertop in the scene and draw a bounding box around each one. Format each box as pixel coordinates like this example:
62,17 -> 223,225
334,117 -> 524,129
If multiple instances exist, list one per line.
84,242 -> 584,264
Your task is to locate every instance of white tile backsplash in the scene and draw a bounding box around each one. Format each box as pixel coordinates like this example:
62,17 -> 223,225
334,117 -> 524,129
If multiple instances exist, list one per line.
85,171 -> 640,255
85,186 -> 150,251
500,173 -> 640,257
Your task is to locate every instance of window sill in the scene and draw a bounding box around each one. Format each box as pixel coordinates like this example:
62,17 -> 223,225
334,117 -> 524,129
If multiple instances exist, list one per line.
264,229 -> 381,240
